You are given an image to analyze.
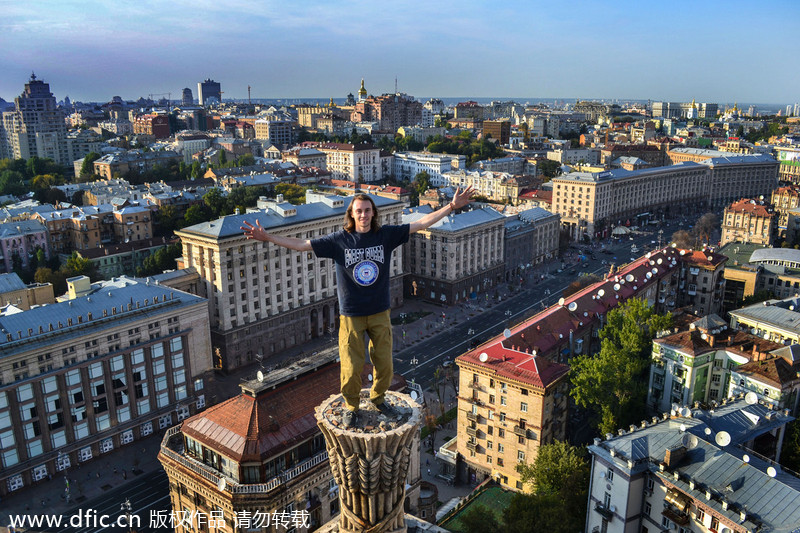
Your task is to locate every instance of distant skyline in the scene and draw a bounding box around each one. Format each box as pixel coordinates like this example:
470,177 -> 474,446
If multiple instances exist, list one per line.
2,1 -> 799,105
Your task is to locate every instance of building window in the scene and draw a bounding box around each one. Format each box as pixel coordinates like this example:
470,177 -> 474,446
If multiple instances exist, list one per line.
520,402 -> 528,412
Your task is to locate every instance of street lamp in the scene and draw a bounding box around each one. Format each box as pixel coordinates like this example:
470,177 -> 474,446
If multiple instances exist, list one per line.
658,228 -> 664,248
57,451 -> 70,504
120,498 -> 134,533
410,356 -> 419,383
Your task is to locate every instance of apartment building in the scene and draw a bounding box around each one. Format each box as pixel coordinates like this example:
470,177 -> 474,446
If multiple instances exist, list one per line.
0,220 -> 50,274
730,294 -> 800,346
254,118 -> 297,149
316,143 -> 384,183
730,344 -> 800,414
453,340 -> 570,491
586,398 -> 796,533
770,185 -> 800,239
158,353 -> 418,533
93,150 -> 182,180
132,113 -> 170,139
552,163 -> 708,241
0,276 -> 211,497
402,206 -> 505,305
503,208 -> 560,280
282,148 -> 327,170
552,155 -> 778,241
648,314 -> 782,413
439,169 -> 538,205
482,120 -> 511,145
0,74 -> 70,166
600,144 -> 665,167
775,146 -> 800,184
720,199 -> 775,246
351,93 -> 423,132
175,194 -> 406,371
393,151 -> 464,183
0,273 -> 54,310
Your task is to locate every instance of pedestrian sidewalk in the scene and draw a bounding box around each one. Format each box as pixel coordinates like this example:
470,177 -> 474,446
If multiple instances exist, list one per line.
0,432 -> 164,532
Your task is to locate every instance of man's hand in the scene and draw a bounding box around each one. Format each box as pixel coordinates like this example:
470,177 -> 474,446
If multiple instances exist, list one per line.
451,185 -> 475,210
241,220 -> 269,242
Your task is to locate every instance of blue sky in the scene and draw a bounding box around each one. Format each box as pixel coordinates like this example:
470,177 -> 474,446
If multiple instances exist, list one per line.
1,0 -> 798,104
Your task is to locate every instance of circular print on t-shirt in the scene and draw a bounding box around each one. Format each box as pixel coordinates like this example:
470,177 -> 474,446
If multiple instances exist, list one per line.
353,260 -> 379,286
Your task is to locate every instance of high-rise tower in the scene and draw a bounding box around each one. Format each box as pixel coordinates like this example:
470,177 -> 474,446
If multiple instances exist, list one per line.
181,87 -> 194,106
197,79 -> 221,106
0,73 -> 69,165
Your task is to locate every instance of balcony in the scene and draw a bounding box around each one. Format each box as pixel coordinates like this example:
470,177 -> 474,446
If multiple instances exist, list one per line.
466,426 -> 477,437
466,441 -> 477,452
468,381 -> 483,391
594,502 -> 614,520
513,425 -> 527,437
466,411 -> 478,422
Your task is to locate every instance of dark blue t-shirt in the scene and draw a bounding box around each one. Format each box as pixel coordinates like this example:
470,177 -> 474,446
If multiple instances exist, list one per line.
311,225 -> 410,317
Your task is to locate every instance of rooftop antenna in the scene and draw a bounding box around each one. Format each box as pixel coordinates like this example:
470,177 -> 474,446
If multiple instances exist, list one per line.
248,85 -> 251,106
395,77 -> 398,94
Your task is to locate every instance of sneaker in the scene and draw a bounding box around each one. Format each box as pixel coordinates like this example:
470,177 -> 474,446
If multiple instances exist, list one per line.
372,400 -> 400,418
342,409 -> 358,428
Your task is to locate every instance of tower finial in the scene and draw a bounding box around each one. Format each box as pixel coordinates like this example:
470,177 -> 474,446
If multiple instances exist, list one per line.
30,71 -> 37,81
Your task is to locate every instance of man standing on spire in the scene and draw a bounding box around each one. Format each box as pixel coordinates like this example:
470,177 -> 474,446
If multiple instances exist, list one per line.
242,187 -> 474,427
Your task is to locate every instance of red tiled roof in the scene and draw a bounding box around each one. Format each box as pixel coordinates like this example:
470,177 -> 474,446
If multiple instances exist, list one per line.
181,363 -> 406,462
655,329 -> 781,358
679,249 -> 728,269
726,199 -> 772,217
457,247 -> 692,388
736,357 -> 800,389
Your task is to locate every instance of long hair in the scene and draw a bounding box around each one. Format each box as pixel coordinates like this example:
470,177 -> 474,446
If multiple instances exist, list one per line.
343,194 -> 381,233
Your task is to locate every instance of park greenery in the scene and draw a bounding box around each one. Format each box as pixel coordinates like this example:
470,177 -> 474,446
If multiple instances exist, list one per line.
453,442 -> 590,533
136,243 -> 182,277
570,298 -> 672,435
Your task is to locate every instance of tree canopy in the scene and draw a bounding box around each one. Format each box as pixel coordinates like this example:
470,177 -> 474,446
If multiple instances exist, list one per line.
570,298 -> 671,435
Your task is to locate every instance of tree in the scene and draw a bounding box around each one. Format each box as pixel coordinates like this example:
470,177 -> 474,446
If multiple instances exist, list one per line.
516,441 -> 589,496
62,252 -> 97,280
80,152 -> 102,175
203,188 -> 229,218
218,149 -> 227,166
0,170 -> 26,196
456,505 -> 502,533
412,171 -> 431,204
537,159 -> 561,179
184,204 -> 210,226
274,183 -> 306,205
693,212 -> 718,245
570,298 -> 671,435
671,229 -> 693,249
780,420 -> 800,473
35,267 -> 67,296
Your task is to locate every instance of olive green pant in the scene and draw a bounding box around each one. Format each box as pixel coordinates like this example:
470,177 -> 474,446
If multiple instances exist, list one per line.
339,310 -> 393,411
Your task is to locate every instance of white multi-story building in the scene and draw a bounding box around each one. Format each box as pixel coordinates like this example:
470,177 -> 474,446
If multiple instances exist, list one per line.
586,398 -> 797,533
316,143 -> 384,183
175,194 -> 406,371
0,276 -> 211,497
393,151 -> 463,183
440,169 -> 538,205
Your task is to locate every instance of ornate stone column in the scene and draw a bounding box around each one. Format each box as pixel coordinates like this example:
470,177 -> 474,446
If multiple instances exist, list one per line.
316,391 -> 421,533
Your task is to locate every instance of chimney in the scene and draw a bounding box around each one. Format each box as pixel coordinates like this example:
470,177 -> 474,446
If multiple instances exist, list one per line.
664,445 -> 687,468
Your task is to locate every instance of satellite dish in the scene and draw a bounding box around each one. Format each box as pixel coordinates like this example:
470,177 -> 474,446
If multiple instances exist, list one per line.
671,402 -> 680,412
368,373 -> 373,382
410,390 -> 419,401
742,454 -> 750,463
679,423 -> 686,432
745,392 -> 758,405
704,427 -> 712,436
680,407 -> 691,418
701,333 -> 708,340
657,258 -> 663,265
256,370 -> 264,382
597,289 -> 605,297
767,466 -> 777,478
625,274 -> 634,282
503,328 -> 512,338
558,297 -> 565,306
217,478 -> 227,491
715,431 -> 731,447
682,434 -> 699,449
613,283 -> 620,291
568,302 -> 578,312
479,352 -> 489,363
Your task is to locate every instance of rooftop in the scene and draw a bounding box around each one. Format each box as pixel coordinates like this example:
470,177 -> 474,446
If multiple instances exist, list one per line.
590,398 -> 798,532
402,206 -> 506,233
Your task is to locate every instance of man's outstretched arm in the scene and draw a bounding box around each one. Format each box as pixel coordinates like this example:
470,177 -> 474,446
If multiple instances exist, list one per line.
409,186 -> 475,234
241,220 -> 313,251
